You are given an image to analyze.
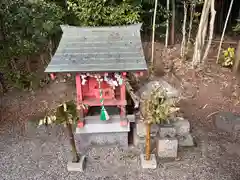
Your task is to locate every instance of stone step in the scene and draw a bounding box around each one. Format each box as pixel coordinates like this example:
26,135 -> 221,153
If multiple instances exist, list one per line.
75,115 -> 134,134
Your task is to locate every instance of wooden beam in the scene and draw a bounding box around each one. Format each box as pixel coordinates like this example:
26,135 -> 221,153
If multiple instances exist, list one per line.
120,72 -> 127,126
75,73 -> 84,128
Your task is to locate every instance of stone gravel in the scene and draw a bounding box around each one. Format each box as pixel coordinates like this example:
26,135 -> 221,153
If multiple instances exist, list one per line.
1,123 -> 240,180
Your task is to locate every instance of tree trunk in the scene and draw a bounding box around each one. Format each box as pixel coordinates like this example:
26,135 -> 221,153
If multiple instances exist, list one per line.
187,2 -> 196,49
216,0 -> 235,63
192,0 -> 211,67
40,53 -> 47,65
10,58 -> 17,71
145,123 -> 151,161
170,0 -> 175,45
201,13 -> 209,52
165,0 -> 170,47
49,39 -> 53,60
25,56 -> 31,72
125,79 -> 140,109
202,0 -> 216,62
150,0 -> 158,75
181,1 -> 187,58
233,40 -> 240,74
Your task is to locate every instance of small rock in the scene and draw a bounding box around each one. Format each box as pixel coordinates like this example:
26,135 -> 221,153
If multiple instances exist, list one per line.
159,125 -> 176,138
178,133 -> 194,147
156,137 -> 178,158
221,143 -> 240,156
172,117 -> 190,136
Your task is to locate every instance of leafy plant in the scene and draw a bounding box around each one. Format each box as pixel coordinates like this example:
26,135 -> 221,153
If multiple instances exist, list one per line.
6,71 -> 34,90
220,47 -> 235,67
233,23 -> 240,33
67,0 -> 141,26
38,100 -> 80,163
1,0 -> 64,55
143,88 -> 179,125
142,87 -> 179,160
0,0 -> 64,87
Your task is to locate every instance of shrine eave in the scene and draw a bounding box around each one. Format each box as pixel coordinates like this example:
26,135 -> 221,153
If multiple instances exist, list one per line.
44,65 -> 148,73
45,23 -> 148,73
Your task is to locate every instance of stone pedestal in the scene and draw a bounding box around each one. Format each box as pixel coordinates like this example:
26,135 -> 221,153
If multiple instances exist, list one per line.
172,117 -> 190,136
178,133 -> 194,147
140,154 -> 157,169
76,132 -> 128,150
156,138 -> 178,158
159,125 -> 176,138
75,115 -> 131,150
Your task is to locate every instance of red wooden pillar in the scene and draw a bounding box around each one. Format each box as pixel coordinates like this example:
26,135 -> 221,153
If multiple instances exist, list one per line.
50,73 -> 56,80
120,72 -> 127,126
75,73 -> 84,128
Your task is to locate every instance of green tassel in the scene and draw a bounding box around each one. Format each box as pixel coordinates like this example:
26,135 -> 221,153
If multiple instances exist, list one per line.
100,106 -> 109,121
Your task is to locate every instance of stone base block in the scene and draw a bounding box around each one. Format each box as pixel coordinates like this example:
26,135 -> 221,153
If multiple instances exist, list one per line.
140,154 -> 157,169
156,138 -> 178,158
75,132 -> 128,151
159,125 -> 176,138
67,155 -> 86,172
178,134 -> 194,147
172,117 -> 190,136
133,128 -> 145,147
133,128 -> 156,152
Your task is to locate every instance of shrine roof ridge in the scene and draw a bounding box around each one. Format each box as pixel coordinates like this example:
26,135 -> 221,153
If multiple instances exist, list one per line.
45,23 -> 147,73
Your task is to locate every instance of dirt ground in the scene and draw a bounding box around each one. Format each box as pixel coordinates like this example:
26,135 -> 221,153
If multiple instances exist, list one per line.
1,42 -> 240,179
151,42 -> 240,126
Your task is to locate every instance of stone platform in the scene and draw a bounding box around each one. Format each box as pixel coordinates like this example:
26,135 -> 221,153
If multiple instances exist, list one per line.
75,115 -> 134,150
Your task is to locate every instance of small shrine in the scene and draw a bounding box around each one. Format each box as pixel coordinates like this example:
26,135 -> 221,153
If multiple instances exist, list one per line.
45,23 -> 147,147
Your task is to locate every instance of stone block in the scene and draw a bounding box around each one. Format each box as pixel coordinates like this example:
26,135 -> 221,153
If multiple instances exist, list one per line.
133,128 -> 156,153
178,133 -> 194,147
156,138 -> 178,158
172,117 -> 190,136
159,125 -> 176,138
136,122 -> 159,137
137,80 -> 179,100
140,154 -> 157,169
67,155 -> 86,172
133,128 -> 145,147
75,132 -> 128,151
215,112 -> 240,133
136,122 -> 146,137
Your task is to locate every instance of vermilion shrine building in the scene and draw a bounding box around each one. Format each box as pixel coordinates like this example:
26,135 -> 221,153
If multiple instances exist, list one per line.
45,23 -> 147,147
